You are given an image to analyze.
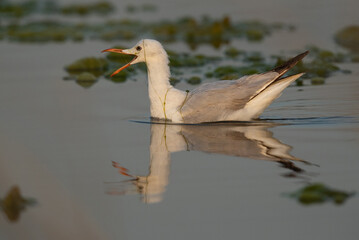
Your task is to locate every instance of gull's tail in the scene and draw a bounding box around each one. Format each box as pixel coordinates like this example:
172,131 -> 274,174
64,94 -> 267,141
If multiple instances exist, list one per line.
242,51 -> 309,119
272,51 -> 309,77
244,73 -> 305,119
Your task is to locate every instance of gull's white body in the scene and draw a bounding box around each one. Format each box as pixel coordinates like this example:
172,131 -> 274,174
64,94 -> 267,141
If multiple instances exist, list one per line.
110,39 -> 306,123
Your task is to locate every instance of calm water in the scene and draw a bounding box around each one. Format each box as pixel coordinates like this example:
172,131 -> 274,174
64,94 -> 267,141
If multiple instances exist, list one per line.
0,0 -> 359,239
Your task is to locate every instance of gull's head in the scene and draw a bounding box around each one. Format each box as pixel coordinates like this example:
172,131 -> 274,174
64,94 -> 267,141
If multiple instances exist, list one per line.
102,39 -> 167,77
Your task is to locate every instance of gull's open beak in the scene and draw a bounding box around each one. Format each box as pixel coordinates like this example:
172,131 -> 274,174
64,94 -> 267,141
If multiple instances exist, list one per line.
101,48 -> 137,77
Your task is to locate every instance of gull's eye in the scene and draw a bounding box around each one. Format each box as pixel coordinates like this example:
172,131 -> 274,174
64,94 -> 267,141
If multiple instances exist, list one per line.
136,46 -> 142,51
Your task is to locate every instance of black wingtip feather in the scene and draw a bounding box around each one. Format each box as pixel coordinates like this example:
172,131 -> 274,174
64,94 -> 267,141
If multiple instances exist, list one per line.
273,51 -> 309,76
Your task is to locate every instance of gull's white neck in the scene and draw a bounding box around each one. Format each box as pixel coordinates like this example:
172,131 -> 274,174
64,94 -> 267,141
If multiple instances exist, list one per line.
146,55 -> 171,95
146,54 -> 183,120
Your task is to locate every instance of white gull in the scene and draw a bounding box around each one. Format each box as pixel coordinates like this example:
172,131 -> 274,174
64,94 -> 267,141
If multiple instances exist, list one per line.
102,39 -> 308,123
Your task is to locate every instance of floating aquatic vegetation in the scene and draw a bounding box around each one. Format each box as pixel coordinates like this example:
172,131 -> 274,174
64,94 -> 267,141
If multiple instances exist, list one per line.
100,29 -> 136,41
61,1 -> 114,16
142,4 -> 157,12
64,57 -> 109,88
58,16 -> 356,87
169,77 -> 180,86
152,22 -> 178,43
219,73 -> 240,80
211,66 -> 239,79
6,20 -> 85,43
234,20 -> 290,42
104,69 -> 128,83
1,12 -> 292,48
310,77 -> 325,85
100,19 -> 145,42
0,0 -> 38,18
305,45 -> 351,63
125,4 -> 137,13
170,68 -> 184,76
104,45 -> 133,62
238,65 -> 263,75
149,16 -> 291,49
272,47 -> 350,84
224,47 -> 245,58
76,72 -> 97,81
243,51 -> 264,63
8,29 -> 66,42
186,76 -> 202,85
335,25 -> 359,52
182,16 -> 231,49
126,3 -> 157,13
76,72 -> 98,88
65,57 -> 108,76
305,60 -> 340,78
283,57 -> 340,80
0,0 -> 114,18
65,51 -> 148,87
245,29 -> 264,41
168,50 -> 220,68
295,79 -> 303,86
65,45 -> 355,87
288,183 -> 354,205
202,46 -> 351,84
0,186 -> 36,222
205,53 -> 272,80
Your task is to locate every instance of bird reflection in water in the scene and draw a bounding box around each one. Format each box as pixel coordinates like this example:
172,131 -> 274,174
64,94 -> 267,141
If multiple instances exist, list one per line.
106,123 -> 311,203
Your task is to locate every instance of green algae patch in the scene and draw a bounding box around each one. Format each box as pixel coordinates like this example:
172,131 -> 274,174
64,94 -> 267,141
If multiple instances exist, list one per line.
238,66 -> 261,75
208,62 -> 267,80
150,16 -> 292,49
186,76 -> 202,85
289,58 -> 340,82
169,77 -> 180,86
65,57 -> 110,88
220,74 -> 240,80
61,1 -> 114,16
104,69 -> 132,83
288,183 -> 354,205
310,77 -> 325,85
224,47 -> 244,58
351,55 -> 359,62
6,20 -> 85,43
76,72 -> 97,82
75,72 -> 98,88
152,22 -> 178,42
126,4 -> 157,13
104,46 -> 134,63
243,52 -> 264,63
0,0 -> 37,18
306,45 -> 350,63
245,29 -> 264,41
100,30 -> 136,41
212,66 -> 239,79
273,47 -> 347,83
168,50 -> 220,68
0,0 -> 114,19
0,186 -> 36,222
335,26 -> 359,52
306,60 -> 340,78
8,29 -> 67,42
296,79 -> 303,86
1,13 -> 292,47
142,4 -> 157,12
235,20 -> 284,42
65,57 -> 109,76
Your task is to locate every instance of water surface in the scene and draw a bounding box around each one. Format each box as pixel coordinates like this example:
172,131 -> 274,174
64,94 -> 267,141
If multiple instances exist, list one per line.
0,0 -> 358,239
